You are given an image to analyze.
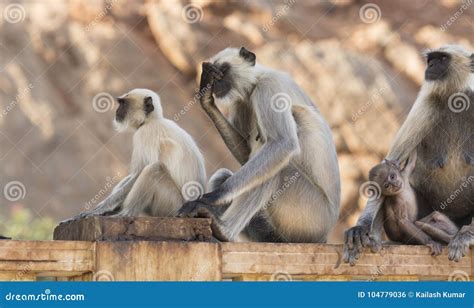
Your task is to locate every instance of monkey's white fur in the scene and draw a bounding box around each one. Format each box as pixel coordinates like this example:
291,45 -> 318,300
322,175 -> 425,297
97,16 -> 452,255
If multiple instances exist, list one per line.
73,88 -> 206,218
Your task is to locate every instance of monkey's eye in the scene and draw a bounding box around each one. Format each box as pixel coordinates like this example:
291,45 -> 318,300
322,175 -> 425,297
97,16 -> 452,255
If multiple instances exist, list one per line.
389,174 -> 395,180
384,183 -> 389,189
441,56 -> 448,61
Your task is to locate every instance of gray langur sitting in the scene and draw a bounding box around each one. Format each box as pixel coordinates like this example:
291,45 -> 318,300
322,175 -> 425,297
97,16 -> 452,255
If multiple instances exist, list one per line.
344,44 -> 473,264
178,47 -> 341,243
66,88 -> 206,220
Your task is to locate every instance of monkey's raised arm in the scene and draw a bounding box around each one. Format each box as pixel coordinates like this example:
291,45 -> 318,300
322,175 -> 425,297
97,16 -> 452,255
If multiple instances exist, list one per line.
199,64 -> 250,165
201,95 -> 250,165
386,95 -> 438,162
206,87 -> 300,204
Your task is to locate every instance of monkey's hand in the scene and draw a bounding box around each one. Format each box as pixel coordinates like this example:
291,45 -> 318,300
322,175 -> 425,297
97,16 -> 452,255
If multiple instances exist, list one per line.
199,62 -> 225,109
426,240 -> 443,256
343,225 -> 372,266
177,200 -> 230,242
448,226 -> 472,262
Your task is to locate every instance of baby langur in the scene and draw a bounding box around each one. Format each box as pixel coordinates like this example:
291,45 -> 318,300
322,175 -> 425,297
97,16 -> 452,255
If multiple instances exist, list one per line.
66,88 -> 206,220
369,151 -> 457,255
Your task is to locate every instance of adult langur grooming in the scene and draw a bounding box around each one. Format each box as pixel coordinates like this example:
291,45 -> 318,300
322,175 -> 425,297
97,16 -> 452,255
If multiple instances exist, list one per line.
344,44 -> 474,264
65,89 -> 206,220
178,47 -> 341,243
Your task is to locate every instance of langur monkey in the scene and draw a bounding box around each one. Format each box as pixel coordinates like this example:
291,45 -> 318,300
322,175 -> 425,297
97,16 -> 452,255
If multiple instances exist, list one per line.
178,47 -> 341,243
369,151 -> 458,255
344,44 -> 474,264
66,89 -> 206,220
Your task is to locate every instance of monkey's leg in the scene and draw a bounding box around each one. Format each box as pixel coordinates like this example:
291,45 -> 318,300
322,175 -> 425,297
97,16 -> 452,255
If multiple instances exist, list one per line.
448,219 -> 473,262
415,211 -> 458,243
115,163 -> 182,217
216,177 -> 278,241
399,218 -> 443,255
208,168 -> 233,191
179,177 -> 277,241
61,173 -> 139,223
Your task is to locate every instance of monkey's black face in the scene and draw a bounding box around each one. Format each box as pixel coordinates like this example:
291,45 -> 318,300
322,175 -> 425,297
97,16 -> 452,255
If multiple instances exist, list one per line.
425,52 -> 451,81
116,98 -> 129,122
212,62 -> 233,98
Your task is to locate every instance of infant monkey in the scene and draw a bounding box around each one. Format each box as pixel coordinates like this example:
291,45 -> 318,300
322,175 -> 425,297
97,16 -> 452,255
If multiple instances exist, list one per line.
368,151 -> 458,255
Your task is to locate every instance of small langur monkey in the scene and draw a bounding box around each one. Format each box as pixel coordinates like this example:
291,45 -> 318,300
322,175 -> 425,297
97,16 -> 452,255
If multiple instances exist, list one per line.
369,151 -> 458,255
65,89 -> 206,221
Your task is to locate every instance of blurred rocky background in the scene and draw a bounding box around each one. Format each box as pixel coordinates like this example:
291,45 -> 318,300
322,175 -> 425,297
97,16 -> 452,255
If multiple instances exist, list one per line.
0,0 -> 472,241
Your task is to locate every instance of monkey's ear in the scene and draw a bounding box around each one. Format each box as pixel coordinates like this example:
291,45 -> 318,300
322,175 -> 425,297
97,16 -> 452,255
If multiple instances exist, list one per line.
144,96 -> 154,115
239,47 -> 256,66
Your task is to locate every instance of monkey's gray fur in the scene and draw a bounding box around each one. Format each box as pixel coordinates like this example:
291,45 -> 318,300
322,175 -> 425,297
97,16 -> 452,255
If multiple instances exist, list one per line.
178,47 -> 341,243
64,89 -> 206,221
344,44 -> 474,264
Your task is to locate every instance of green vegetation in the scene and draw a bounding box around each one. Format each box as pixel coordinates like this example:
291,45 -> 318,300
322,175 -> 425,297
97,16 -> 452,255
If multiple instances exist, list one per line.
0,205 -> 55,240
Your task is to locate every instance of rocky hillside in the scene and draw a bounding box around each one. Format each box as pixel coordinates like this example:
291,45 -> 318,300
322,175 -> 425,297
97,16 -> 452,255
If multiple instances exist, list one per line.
0,0 -> 472,241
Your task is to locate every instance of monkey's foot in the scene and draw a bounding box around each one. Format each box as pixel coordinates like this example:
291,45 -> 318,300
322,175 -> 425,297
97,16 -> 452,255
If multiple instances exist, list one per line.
343,226 -> 371,266
178,201 -> 230,241
448,232 -> 471,262
426,241 -> 443,256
